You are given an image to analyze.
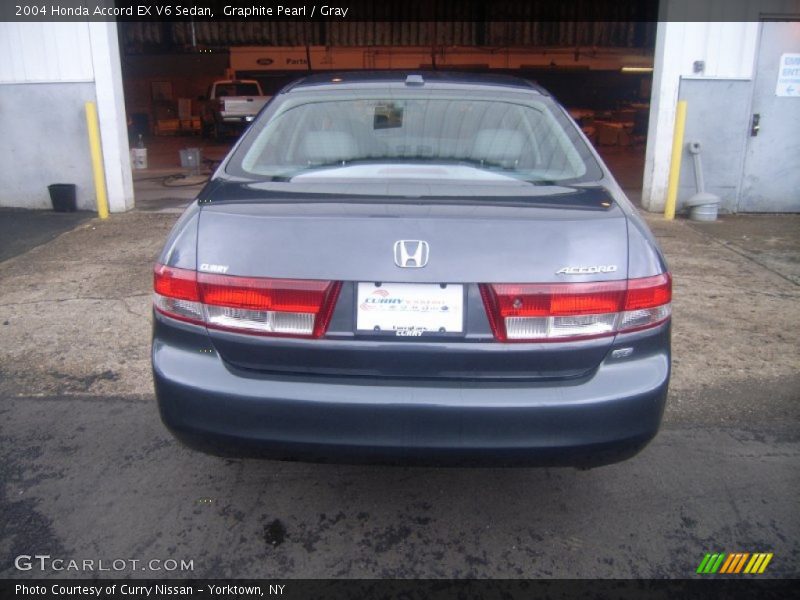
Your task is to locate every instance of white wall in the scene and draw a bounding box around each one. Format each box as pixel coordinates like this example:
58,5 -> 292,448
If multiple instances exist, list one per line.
0,22 -> 133,213
0,22 -> 94,83
88,22 -> 134,212
643,0 -> 800,211
0,82 -> 98,210
642,21 -> 758,211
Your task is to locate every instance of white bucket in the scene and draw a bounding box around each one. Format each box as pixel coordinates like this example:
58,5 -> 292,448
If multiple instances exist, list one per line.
130,147 -> 148,170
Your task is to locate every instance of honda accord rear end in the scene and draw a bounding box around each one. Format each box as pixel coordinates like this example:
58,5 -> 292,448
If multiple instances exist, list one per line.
152,72 -> 671,467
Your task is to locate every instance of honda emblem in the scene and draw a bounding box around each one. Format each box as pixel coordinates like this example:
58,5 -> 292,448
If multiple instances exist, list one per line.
393,240 -> 429,268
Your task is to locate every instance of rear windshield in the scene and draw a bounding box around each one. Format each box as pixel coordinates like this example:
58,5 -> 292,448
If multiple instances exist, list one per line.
215,83 -> 260,97
227,89 -> 602,185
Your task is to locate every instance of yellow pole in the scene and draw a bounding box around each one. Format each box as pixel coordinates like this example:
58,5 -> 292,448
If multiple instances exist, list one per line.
84,101 -> 109,219
664,100 -> 687,220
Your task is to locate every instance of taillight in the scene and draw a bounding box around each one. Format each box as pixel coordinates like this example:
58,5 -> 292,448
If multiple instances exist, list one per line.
618,274 -> 672,333
479,274 -> 671,342
200,274 -> 341,337
153,265 -> 203,325
153,264 -> 341,338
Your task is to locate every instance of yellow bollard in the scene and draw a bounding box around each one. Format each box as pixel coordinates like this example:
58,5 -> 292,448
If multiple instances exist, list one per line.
84,101 -> 110,219
664,100 -> 687,220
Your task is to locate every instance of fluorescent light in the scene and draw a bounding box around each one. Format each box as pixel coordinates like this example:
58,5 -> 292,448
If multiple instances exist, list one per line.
621,67 -> 654,73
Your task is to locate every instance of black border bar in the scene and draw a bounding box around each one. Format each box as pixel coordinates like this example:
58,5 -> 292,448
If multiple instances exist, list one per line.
3,579 -> 800,600
4,0 -> 775,23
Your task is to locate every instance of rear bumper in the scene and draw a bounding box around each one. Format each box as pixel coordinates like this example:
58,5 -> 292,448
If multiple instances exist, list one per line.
153,318 -> 670,467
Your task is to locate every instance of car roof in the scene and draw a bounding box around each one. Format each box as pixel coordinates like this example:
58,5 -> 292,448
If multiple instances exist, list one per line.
282,71 -> 549,95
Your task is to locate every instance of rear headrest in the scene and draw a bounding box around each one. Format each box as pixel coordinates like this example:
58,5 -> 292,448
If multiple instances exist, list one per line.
472,129 -> 526,167
303,131 -> 358,165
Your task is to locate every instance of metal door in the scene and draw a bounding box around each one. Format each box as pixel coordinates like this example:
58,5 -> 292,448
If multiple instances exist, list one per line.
739,21 -> 800,212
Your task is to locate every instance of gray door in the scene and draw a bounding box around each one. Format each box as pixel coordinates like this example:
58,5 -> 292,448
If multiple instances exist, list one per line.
739,21 -> 800,212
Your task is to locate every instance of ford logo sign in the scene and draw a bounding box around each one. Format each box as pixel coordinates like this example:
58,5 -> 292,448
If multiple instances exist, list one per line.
256,58 -> 274,66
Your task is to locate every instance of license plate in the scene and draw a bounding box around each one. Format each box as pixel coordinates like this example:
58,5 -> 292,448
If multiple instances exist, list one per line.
356,282 -> 464,335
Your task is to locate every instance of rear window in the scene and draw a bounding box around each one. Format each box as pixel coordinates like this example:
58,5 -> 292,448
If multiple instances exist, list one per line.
227,89 -> 602,185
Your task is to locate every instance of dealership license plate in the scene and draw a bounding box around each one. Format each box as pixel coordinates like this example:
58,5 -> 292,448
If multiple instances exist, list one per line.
356,282 -> 464,335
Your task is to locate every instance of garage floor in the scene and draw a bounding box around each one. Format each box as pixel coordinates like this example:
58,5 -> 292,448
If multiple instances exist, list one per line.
128,136 -> 227,213
0,157 -> 798,578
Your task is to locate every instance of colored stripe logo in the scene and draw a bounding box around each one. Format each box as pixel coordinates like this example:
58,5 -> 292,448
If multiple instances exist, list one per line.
696,552 -> 773,574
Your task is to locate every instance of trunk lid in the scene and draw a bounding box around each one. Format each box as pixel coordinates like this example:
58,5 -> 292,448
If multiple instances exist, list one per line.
196,186 -> 629,380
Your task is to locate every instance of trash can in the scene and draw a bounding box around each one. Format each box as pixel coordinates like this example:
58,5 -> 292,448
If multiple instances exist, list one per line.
685,192 -> 721,222
48,184 -> 77,212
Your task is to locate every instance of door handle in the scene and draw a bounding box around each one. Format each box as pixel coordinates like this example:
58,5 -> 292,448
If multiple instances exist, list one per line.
750,113 -> 760,136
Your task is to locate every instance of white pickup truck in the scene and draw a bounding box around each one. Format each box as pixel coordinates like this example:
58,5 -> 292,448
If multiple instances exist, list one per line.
200,79 -> 270,139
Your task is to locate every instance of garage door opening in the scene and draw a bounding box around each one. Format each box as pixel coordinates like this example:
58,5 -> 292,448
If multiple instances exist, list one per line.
118,19 -> 656,211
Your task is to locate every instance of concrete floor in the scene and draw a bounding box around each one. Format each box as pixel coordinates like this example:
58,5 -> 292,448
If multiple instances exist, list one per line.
687,215 -> 800,286
0,142 -> 798,579
0,208 -> 91,262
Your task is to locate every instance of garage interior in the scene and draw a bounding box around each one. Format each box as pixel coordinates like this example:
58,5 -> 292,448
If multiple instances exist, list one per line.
119,18 -> 656,209
2,4 -> 800,582
2,0 -> 797,217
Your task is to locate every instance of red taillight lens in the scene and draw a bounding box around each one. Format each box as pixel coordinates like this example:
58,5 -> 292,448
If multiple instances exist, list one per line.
486,282 -> 626,317
200,275 -> 333,312
153,264 -> 341,338
153,265 -> 204,325
624,273 -> 672,310
480,274 -> 671,342
154,264 -> 199,301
